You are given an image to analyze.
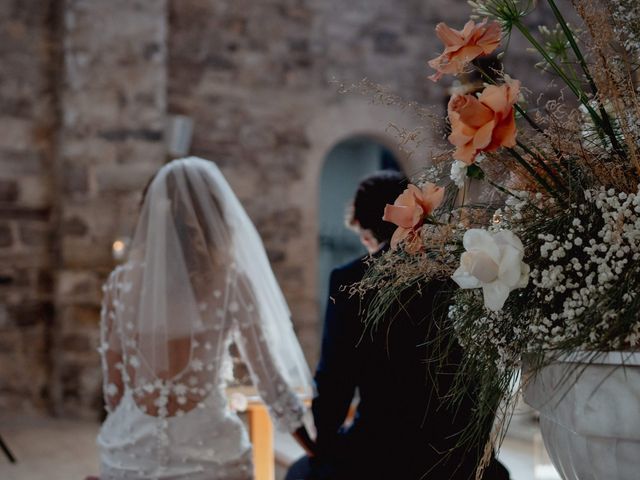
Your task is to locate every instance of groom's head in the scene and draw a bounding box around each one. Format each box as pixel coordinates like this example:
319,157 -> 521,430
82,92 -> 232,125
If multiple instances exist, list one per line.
347,170 -> 408,253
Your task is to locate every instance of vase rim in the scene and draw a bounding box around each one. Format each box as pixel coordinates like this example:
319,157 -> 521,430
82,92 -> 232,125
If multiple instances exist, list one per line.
550,350 -> 640,366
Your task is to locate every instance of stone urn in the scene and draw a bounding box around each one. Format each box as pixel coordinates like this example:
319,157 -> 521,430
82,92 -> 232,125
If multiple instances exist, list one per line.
523,351 -> 640,480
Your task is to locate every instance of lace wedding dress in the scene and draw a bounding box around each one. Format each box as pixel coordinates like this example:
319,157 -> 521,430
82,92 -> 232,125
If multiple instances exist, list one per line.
97,158 -> 312,480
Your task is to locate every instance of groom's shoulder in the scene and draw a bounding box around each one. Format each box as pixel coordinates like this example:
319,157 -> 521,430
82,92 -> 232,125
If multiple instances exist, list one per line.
332,244 -> 388,283
330,254 -> 370,286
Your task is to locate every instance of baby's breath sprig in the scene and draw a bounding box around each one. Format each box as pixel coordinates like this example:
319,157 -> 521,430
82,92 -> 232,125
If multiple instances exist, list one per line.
534,24 -> 574,74
610,0 -> 640,57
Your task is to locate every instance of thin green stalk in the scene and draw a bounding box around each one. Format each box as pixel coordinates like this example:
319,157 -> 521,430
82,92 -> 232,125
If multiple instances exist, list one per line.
516,140 -> 568,191
547,0 -> 593,87
506,147 -> 563,202
545,0 -> 624,155
513,21 -> 616,153
558,55 -> 583,90
513,104 -> 544,134
513,22 -> 596,117
486,178 -> 516,198
461,178 -> 467,207
529,140 -> 573,177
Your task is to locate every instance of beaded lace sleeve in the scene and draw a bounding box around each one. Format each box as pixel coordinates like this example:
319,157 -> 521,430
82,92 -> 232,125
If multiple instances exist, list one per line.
232,274 -> 306,432
99,270 -> 125,413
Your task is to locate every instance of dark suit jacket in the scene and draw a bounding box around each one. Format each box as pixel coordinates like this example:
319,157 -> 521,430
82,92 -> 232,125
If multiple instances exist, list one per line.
312,252 -> 509,480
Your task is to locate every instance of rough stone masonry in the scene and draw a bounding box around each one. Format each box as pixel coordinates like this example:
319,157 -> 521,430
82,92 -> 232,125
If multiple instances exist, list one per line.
0,0 -> 564,418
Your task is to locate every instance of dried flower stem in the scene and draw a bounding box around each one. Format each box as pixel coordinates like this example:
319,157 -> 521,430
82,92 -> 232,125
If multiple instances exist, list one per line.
515,140 -> 568,191
546,0 -> 625,156
513,20 -> 611,147
506,147 -> 562,201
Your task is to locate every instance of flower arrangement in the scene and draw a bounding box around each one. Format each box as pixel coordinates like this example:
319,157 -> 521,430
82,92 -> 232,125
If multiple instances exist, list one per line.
358,0 -> 640,473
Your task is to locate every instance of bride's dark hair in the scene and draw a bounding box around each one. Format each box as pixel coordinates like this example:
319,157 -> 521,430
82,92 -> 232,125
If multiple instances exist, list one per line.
139,161 -> 230,271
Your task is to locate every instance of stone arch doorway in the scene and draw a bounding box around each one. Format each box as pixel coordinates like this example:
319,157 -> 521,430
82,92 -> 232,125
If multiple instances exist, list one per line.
316,136 -> 402,327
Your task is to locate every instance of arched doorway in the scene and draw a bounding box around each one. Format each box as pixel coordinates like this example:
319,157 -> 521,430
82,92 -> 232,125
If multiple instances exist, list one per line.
317,136 -> 402,321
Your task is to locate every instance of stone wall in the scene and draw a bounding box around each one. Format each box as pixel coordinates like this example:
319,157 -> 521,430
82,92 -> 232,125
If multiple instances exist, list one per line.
167,0 -> 448,361
52,0 -> 168,417
0,0 -> 573,416
0,0 -> 57,413
166,0 -> 566,362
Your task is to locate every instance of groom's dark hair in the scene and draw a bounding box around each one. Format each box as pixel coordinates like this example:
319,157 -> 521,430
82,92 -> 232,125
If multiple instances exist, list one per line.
348,170 -> 408,243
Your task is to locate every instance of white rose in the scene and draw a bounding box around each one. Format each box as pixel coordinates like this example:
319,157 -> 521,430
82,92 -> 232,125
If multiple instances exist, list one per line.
452,228 -> 529,311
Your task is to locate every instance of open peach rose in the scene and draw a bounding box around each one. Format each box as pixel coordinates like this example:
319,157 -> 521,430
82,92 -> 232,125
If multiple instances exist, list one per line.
447,79 -> 520,164
428,19 -> 501,82
382,183 -> 445,253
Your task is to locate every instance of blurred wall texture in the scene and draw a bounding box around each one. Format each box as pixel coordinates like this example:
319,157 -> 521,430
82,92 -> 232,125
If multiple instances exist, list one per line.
0,0 -> 564,418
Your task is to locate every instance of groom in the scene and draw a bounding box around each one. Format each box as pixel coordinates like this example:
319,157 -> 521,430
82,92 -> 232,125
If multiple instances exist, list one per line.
286,171 -> 510,479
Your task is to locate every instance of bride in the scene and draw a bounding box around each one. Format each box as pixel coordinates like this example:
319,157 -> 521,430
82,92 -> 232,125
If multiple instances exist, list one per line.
97,157 -> 315,479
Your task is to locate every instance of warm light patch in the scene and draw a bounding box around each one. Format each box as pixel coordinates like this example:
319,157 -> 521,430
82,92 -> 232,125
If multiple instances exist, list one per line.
112,238 -> 128,261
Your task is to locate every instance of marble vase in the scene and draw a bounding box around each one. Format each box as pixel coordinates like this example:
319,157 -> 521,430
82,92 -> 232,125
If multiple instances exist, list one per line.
523,352 -> 640,480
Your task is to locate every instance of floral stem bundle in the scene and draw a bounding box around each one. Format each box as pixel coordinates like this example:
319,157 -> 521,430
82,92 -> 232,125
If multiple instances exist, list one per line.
359,0 -> 640,476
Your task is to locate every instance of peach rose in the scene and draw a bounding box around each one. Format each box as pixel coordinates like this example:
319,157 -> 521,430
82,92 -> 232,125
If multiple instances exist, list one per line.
383,183 -> 445,253
447,79 -> 520,164
428,19 -> 501,82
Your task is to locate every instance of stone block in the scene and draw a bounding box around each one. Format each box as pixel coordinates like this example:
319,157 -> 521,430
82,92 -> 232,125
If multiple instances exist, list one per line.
8,301 -> 53,328
59,304 -> 101,330
17,175 -> 51,208
0,266 -> 49,298
0,178 -> 19,203
0,117 -> 33,151
254,206 -> 302,244
56,358 -> 103,419
0,304 -> 8,328
58,361 -> 82,402
0,352 -> 21,391
61,333 -> 92,353
59,200 -> 121,267
66,0 -> 167,51
60,137 -> 119,166
116,139 -> 167,166
94,162 -> 160,194
56,270 -> 103,305
61,88 -> 121,130
0,222 -> 13,248
20,324 -> 47,359
371,29 -> 406,55
60,162 -> 89,196
36,269 -> 54,295
98,128 -> 163,143
62,215 -> 89,237
0,152 -> 43,176
0,329 -> 16,354
18,220 -> 50,248
61,237 -> 114,270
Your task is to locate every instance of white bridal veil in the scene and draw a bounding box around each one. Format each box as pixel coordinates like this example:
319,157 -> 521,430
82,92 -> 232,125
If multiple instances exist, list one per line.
107,157 -> 312,412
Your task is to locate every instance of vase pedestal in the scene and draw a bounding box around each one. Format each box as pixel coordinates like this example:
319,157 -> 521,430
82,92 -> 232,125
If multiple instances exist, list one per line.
523,352 -> 640,480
